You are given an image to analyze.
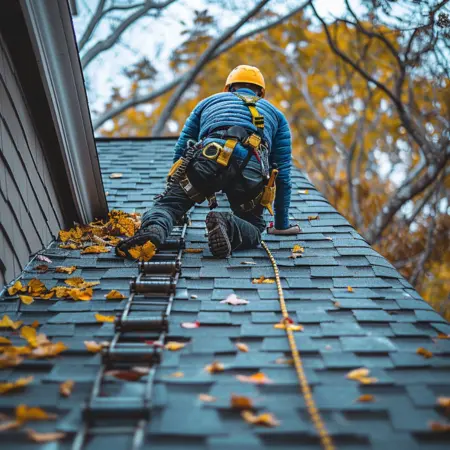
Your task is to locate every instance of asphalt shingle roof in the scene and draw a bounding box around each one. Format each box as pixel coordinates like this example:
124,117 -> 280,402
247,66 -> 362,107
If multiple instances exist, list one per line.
0,137 -> 449,449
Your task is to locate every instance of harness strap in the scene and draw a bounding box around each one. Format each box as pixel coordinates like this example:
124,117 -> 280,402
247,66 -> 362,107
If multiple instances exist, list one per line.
232,93 -> 265,131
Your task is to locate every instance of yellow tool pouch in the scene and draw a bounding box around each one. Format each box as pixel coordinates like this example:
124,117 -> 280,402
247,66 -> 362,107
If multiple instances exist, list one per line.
217,139 -> 237,167
167,158 -> 183,179
260,168 -> 278,215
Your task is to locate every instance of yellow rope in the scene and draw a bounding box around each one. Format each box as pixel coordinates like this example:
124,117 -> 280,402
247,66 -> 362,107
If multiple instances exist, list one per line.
261,241 -> 335,450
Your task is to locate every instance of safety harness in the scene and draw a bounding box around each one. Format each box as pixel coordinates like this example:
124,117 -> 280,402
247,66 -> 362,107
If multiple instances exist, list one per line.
166,93 -> 278,214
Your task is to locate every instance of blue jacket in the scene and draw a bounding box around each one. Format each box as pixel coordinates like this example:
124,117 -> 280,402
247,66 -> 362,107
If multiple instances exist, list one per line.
173,88 -> 292,229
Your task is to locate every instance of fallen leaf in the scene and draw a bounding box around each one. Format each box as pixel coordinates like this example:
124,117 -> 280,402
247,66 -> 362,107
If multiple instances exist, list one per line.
59,380 -> 74,397
292,244 -> 304,253
252,276 -> 275,284
64,277 -> 99,289
220,294 -> 249,306
50,286 -> 71,298
165,341 -> 186,351
231,394 -> 253,409
84,340 -> 109,353
0,315 -> 23,330
190,294 -> 198,299
39,290 -> 55,300
7,280 -> 26,296
105,290 -> 127,300
308,215 -> 319,221
30,342 -> 68,358
2,345 -> 32,356
35,265 -> 49,273
19,295 -> 34,305
26,429 -> 66,443
55,266 -> 77,275
236,343 -> 249,352
325,236 -> 333,241
168,371 -> 184,378
198,394 -> 217,402
183,248 -> 203,253
437,397 -> 450,408
437,333 -> 450,339
181,321 -> 200,329
95,313 -> 115,323
346,368 -> 370,380
69,288 -> 93,301
37,254 -> 52,263
128,241 -> 156,262
59,243 -> 79,250
20,326 -> 49,348
81,245 -> 110,254
16,405 -> 57,423
236,372 -> 273,385
429,421 -> 450,432
110,173 -> 123,179
0,354 -> 23,369
347,286 -> 354,292
0,376 -> 34,395
27,279 -> 47,296
416,347 -> 433,358
241,410 -> 280,427
357,394 -> 375,402
30,320 -> 40,329
204,361 -> 225,373
105,368 -> 149,381
0,337 -> 11,345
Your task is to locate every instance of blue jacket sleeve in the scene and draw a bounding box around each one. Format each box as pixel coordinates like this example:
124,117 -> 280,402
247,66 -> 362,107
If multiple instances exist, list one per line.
173,101 -> 204,163
270,111 -> 292,230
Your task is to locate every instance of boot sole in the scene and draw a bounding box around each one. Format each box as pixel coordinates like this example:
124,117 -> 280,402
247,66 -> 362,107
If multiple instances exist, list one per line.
206,212 -> 232,258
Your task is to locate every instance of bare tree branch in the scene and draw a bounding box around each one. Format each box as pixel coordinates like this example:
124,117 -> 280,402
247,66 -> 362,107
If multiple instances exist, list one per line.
81,0 -> 177,69
78,0 -> 107,51
151,0 -> 274,136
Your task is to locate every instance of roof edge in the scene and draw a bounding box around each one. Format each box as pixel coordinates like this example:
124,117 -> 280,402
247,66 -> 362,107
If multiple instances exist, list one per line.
21,0 -> 108,222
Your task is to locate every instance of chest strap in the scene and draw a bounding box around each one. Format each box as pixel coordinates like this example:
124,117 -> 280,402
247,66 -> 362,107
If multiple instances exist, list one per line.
233,93 -> 265,131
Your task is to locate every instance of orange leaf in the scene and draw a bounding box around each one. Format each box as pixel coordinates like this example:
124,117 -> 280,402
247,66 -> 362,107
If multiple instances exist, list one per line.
50,286 -> 71,298
437,333 -> 449,339
39,291 -> 55,300
205,361 -> 225,373
19,295 -> 34,305
64,277 -> 99,289
165,341 -> 186,351
105,289 -> 126,300
7,280 -> 26,296
198,394 -> 217,402
236,372 -> 272,385
235,343 -> 249,352
252,276 -> 275,284
81,245 -> 110,254
241,410 -> 280,427
27,279 -> 47,296
95,313 -> 115,323
30,342 -> 67,358
59,243 -> 79,250
416,347 -> 433,358
128,241 -> 156,262
0,315 -> 23,330
357,394 -> 375,402
183,248 -> 203,253
16,405 -> 57,423
55,266 -> 77,275
231,394 -> 253,409
35,265 -> 49,273
347,286 -> 354,292
59,380 -> 74,397
26,429 -> 66,443
0,337 -> 11,345
0,354 -> 23,369
346,368 -> 369,380
30,320 -> 40,329
20,326 -> 49,348
69,288 -> 93,301
308,215 -> 319,220
0,376 -> 33,395
437,397 -> 450,408
429,421 -> 450,432
84,340 -> 109,353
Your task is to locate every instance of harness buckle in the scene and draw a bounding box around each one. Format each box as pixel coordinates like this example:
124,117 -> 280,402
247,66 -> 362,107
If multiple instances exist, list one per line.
245,133 -> 261,149
202,142 -> 222,160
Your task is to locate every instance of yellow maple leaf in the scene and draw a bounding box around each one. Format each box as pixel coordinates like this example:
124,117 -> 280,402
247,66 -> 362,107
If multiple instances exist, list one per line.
69,288 -> 93,301
64,277 -> 99,289
16,405 -> 57,423
50,286 -> 70,298
0,315 -> 23,330
128,241 -> 156,262
55,266 -> 77,275
0,376 -> 34,395
81,245 -> 110,254
7,280 -> 25,296
95,313 -> 115,323
347,286 -> 354,292
164,341 -> 186,351
241,410 -> 280,427
105,290 -> 126,300
292,244 -> 304,253
27,279 -> 47,296
19,295 -> 34,305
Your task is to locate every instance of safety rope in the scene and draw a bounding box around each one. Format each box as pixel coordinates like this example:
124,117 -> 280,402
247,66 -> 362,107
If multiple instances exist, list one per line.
261,241 -> 335,450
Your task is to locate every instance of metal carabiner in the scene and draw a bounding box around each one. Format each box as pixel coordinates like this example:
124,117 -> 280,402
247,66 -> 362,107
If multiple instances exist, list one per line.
202,142 -> 222,160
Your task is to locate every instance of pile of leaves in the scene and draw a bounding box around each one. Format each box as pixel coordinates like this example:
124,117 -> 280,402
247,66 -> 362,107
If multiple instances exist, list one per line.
58,210 -> 140,251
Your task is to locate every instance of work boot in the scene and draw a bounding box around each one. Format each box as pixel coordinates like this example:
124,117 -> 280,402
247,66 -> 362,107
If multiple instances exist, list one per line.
116,224 -> 165,259
205,211 -> 233,258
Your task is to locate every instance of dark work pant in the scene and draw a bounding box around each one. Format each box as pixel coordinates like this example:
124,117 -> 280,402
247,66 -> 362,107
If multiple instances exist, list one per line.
141,152 -> 265,251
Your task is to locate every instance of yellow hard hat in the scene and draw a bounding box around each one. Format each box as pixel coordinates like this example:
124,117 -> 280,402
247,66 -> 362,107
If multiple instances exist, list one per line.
224,65 -> 266,98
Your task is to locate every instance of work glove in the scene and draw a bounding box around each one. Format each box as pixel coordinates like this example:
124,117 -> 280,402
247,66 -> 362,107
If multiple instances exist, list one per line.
267,223 -> 301,235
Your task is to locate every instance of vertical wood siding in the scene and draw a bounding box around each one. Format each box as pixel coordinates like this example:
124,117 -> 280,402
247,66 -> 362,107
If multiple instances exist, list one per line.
0,33 -> 64,287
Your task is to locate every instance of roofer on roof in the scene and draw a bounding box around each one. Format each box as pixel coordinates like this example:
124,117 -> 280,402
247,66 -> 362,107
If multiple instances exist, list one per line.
117,65 -> 300,259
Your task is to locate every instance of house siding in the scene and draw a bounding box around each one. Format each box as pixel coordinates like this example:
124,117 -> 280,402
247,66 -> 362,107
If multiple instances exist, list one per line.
0,32 -> 64,286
